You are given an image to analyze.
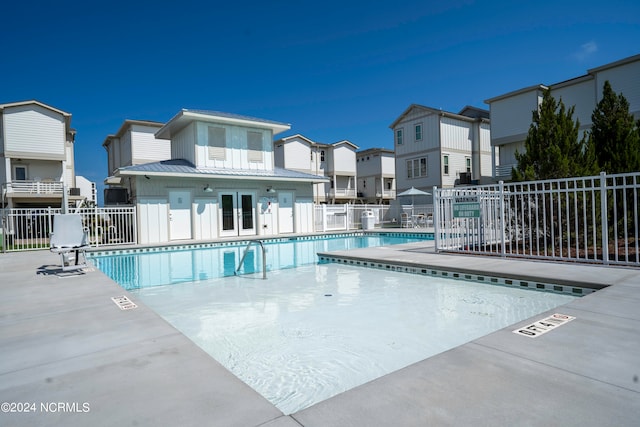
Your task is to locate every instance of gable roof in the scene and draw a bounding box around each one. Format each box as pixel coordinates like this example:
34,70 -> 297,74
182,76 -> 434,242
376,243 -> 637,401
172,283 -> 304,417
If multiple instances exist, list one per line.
102,119 -> 166,148
331,139 -> 359,150
156,109 -> 291,139
0,99 -> 71,117
273,133 -> 316,146
116,159 -> 329,183
389,103 -> 489,129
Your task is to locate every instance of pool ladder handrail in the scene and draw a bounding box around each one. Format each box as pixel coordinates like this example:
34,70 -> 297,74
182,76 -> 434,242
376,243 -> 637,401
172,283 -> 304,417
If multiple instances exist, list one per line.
235,240 -> 267,279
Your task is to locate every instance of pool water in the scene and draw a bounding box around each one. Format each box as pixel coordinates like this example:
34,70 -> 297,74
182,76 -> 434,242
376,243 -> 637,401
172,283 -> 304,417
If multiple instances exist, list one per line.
89,233 -> 431,290
130,263 -> 576,414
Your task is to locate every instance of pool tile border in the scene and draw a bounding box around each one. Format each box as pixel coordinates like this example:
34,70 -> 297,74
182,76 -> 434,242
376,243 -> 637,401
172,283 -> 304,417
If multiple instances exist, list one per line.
87,231 -> 434,257
318,254 -> 594,297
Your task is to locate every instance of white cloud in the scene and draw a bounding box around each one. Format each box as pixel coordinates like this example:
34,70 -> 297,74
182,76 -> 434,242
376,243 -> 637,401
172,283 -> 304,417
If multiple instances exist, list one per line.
573,41 -> 598,61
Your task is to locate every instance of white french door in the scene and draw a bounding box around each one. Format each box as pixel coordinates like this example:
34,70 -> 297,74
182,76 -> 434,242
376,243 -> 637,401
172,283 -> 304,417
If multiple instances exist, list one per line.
219,191 -> 256,237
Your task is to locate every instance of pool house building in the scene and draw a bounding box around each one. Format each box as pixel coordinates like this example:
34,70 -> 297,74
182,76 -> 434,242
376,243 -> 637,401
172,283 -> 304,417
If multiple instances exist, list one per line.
107,110 -> 327,244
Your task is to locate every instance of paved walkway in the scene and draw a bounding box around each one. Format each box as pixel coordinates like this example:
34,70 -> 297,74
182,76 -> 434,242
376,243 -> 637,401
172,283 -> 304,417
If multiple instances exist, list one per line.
1,243 -> 639,426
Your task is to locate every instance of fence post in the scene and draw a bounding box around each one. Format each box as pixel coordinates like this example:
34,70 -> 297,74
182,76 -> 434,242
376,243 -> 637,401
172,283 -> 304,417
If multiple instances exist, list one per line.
433,186 -> 440,252
499,180 -> 506,258
600,172 -> 609,265
322,204 -> 327,232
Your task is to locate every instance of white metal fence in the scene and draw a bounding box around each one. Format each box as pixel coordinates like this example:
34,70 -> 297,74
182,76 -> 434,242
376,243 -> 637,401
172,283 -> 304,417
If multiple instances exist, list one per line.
1,206 -> 137,252
434,172 -> 640,267
313,203 -> 434,232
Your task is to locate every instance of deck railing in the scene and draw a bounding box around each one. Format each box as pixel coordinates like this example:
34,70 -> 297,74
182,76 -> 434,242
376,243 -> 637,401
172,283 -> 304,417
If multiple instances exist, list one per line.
434,172 -> 640,267
1,206 -> 137,252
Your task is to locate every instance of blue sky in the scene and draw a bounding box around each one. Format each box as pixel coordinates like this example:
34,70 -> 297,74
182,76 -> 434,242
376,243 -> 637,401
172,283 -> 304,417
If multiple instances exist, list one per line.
2,0 -> 639,204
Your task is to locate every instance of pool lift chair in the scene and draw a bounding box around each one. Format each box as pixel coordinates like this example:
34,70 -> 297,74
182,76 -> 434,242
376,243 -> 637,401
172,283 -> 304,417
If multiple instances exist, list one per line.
49,214 -> 90,272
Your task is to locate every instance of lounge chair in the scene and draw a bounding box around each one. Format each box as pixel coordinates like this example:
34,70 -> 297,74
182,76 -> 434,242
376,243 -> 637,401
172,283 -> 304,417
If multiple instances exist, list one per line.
50,214 -> 90,271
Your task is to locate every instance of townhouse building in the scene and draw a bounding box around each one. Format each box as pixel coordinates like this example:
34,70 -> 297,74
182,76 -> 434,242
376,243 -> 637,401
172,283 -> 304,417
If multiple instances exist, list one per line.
0,100 -> 86,210
108,110 -> 325,243
485,54 -> 640,180
390,104 -> 493,196
356,148 -> 395,204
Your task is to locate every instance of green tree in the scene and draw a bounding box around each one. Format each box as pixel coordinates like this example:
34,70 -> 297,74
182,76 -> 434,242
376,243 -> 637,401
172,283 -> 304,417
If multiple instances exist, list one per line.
587,80 -> 640,174
512,89 -> 585,181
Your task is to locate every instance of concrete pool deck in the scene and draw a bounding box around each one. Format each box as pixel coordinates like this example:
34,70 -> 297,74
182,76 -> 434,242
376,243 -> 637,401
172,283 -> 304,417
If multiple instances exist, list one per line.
1,241 -> 639,426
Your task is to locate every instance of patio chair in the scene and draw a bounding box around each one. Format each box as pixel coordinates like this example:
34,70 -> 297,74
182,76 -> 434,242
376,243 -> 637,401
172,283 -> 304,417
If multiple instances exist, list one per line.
400,212 -> 412,228
49,214 -> 90,271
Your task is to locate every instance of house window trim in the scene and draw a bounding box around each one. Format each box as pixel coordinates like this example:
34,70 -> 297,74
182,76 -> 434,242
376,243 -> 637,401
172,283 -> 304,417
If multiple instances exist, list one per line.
14,165 -> 27,181
396,128 -> 404,145
443,154 -> 450,176
415,123 -> 422,142
406,156 -> 428,179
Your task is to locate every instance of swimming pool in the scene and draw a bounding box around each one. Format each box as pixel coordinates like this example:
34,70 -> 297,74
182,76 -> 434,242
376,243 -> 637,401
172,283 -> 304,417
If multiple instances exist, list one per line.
90,233 -> 578,414
88,232 -> 432,290
132,263 -> 576,414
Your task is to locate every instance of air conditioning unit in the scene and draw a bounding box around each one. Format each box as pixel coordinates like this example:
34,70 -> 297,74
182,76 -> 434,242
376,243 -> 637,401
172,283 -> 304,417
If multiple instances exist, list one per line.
69,187 -> 81,196
104,188 -> 129,205
459,172 -> 472,184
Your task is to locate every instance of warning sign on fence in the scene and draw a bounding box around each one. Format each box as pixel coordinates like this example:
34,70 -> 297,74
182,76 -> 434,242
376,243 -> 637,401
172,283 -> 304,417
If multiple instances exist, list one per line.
453,196 -> 480,218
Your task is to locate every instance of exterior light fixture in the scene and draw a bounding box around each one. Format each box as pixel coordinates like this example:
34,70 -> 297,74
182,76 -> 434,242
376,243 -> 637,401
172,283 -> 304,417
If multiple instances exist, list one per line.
266,186 -> 276,193
204,184 -> 213,192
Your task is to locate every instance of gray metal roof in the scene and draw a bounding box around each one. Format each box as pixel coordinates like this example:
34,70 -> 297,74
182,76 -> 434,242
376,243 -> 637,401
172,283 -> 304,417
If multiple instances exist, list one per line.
117,159 -> 328,182
183,109 -> 290,127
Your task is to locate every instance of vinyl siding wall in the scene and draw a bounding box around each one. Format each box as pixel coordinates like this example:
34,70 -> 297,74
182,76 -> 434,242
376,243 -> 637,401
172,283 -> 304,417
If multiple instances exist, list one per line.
172,122 -> 196,164
552,79 -> 595,131
489,89 -> 542,143
595,60 -> 640,117
194,122 -> 273,170
3,105 -> 66,159
130,125 -> 171,164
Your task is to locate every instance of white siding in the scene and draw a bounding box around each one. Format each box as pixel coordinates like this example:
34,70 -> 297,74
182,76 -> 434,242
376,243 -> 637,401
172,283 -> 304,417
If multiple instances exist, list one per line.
440,118 -> 472,152
489,89 -> 541,141
381,154 -> 395,176
193,198 -> 218,240
394,113 -> 439,157
3,105 -> 66,158
284,139 -> 312,171
499,141 -> 524,166
479,122 -> 493,179
23,160 -> 62,181
131,125 -> 171,164
195,122 -> 273,171
595,60 -> 640,116
122,132 -> 133,166
332,145 -> 356,174
295,198 -> 313,233
172,122 -> 196,163
138,198 -> 169,244
552,79 -> 596,130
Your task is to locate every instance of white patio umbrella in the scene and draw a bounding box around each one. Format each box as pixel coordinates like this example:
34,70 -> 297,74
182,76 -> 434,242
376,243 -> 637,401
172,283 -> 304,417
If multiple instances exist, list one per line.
397,186 -> 431,206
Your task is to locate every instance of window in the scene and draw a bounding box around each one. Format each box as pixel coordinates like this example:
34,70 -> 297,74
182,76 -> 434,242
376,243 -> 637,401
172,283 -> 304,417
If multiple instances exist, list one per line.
14,166 -> 27,180
466,157 -> 471,173
396,128 -> 403,145
443,155 -> 449,175
247,131 -> 263,162
415,124 -> 422,141
207,126 -> 226,160
320,150 -> 325,162
406,157 -> 428,179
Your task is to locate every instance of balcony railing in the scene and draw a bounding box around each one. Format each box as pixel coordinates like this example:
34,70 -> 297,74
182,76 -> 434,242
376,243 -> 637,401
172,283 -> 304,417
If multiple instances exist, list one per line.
376,189 -> 396,199
495,164 -> 515,178
329,188 -> 357,198
6,180 -> 64,195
